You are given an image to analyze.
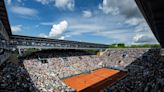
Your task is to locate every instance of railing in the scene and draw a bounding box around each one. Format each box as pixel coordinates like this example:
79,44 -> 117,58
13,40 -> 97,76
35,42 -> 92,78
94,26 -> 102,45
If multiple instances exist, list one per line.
10,35 -> 108,50
10,40 -> 108,50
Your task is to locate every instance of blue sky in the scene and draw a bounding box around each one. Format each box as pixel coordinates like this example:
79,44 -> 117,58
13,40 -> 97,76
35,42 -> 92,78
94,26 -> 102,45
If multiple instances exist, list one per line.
5,0 -> 158,45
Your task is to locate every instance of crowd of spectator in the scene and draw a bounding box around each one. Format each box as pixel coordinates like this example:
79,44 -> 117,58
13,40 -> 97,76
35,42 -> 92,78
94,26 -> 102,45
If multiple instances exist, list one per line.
109,48 -> 164,92
0,48 -> 164,92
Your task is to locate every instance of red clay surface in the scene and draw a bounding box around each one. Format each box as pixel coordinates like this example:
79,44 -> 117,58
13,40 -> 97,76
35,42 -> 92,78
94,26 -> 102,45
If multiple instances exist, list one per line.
63,68 -> 127,92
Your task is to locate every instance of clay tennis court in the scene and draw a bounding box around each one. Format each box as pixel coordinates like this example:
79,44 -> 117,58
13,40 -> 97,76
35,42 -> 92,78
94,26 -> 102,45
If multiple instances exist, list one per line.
63,68 -> 127,92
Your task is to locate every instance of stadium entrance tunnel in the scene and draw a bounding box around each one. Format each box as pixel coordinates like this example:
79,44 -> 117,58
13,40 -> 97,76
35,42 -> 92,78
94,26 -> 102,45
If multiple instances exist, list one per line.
97,49 -> 108,57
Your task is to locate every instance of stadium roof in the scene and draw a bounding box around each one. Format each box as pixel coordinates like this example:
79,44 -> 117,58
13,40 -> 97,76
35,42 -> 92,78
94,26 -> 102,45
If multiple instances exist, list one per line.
11,35 -> 108,46
135,0 -> 164,47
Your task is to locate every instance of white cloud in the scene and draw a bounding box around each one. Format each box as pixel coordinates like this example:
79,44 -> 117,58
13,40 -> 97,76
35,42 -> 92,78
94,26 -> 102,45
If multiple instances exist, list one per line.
61,12 -> 159,44
99,0 -> 139,18
11,6 -> 38,16
65,15 -> 126,36
125,18 -> 143,26
35,0 -> 75,11
133,34 -> 158,44
39,20 -> 68,39
35,0 -> 50,5
94,29 -> 134,43
70,24 -> 105,31
55,0 -> 75,11
7,0 -> 12,5
11,25 -> 22,33
58,36 -> 65,40
83,10 -> 92,18
66,23 -> 107,36
38,33 -> 48,38
49,20 -> 68,38
99,0 -> 119,15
